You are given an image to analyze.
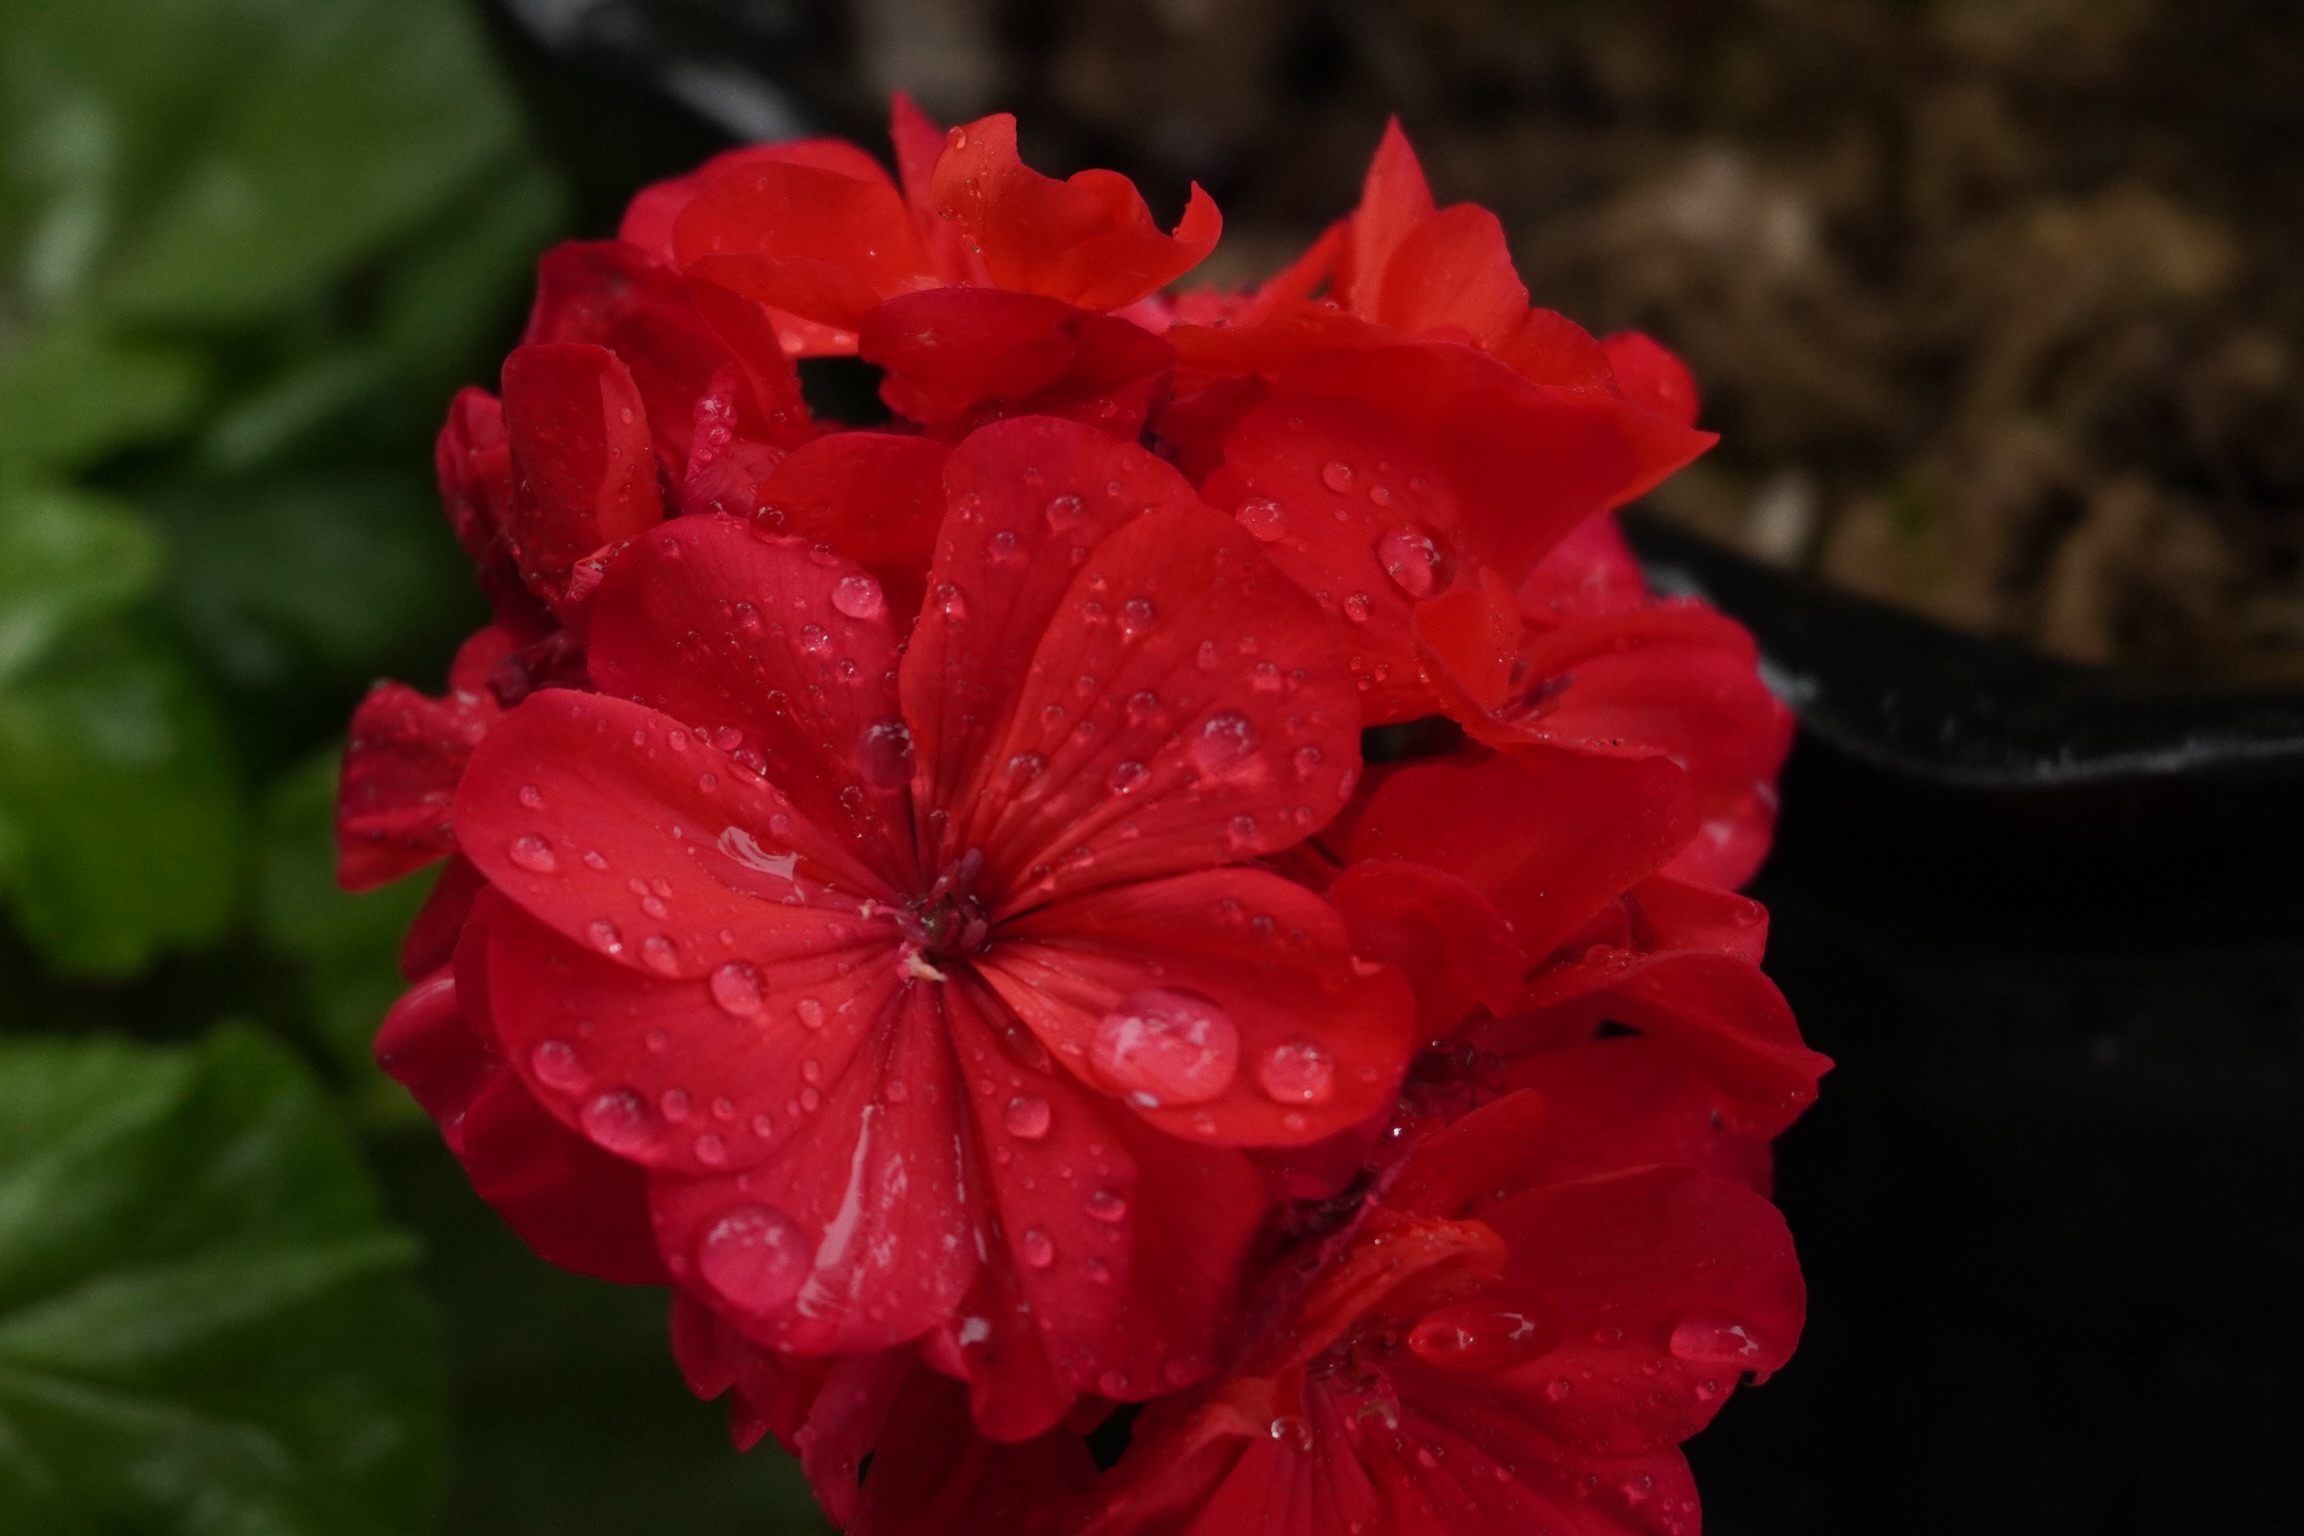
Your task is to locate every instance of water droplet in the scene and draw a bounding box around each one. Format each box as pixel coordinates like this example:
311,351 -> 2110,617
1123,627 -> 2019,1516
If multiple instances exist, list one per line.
1292,745 -> 1325,779
529,1040 -> 585,1089
1189,711 -> 1256,776
1196,640 -> 1220,671
856,719 -> 913,789
1091,989 -> 1239,1105
1085,1188 -> 1128,1223
1100,1370 -> 1132,1398
640,933 -> 680,974
1125,690 -> 1159,725
1003,1095 -> 1052,1139
1020,1227 -> 1055,1268
698,1203 -> 810,1313
800,623 -> 830,654
517,784 -> 545,810
660,1087 -> 692,1122
1257,1040 -> 1337,1104
1120,597 -> 1156,639
1227,814 -> 1260,849
694,1132 -> 729,1166
1406,1290 -> 1562,1370
1108,759 -> 1150,794
1237,497 -> 1286,541
1004,753 -> 1046,789
1591,1324 -> 1624,1347
1045,493 -> 1089,530
1545,1378 -> 1574,1402
987,529 -> 1023,564
1320,460 -> 1355,494
710,962 -> 764,1016
1377,526 -> 1442,598
1668,1313 -> 1764,1364
831,573 -> 884,620
1269,1414 -> 1314,1450
579,1089 -> 656,1153
582,850 -> 609,871
1162,1353 -> 1206,1388
508,834 -> 557,874
1342,591 -> 1374,623
587,918 -> 624,955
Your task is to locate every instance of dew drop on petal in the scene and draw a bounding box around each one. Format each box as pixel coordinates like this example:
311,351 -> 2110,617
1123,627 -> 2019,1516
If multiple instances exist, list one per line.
1238,498 -> 1286,541
517,784 -> 545,810
1257,1040 -> 1337,1105
1120,597 -> 1156,639
579,1089 -> 656,1153
1108,759 -> 1150,795
698,1203 -> 811,1314
1545,1378 -> 1574,1402
660,1087 -> 692,1122
1004,1095 -> 1053,1139
1125,690 -> 1159,725
1162,1353 -> 1207,1388
796,997 -> 826,1030
528,1039 -> 585,1089
1189,712 -> 1256,777
1406,1290 -> 1562,1370
693,1133 -> 729,1167
1293,745 -> 1325,779
508,834 -> 557,873
1668,1313 -> 1765,1364
831,573 -> 884,620
587,918 -> 624,955
709,961 -> 764,1016
1320,460 -> 1355,494
855,719 -> 913,789
1227,814 -> 1260,849
1100,1370 -> 1132,1399
1269,1414 -> 1314,1450
640,933 -> 680,974
1376,526 -> 1442,598
1045,493 -> 1089,530
1091,989 -> 1239,1105
800,623 -> 830,654
1085,1188 -> 1128,1223
1342,591 -> 1374,623
1020,1227 -> 1056,1269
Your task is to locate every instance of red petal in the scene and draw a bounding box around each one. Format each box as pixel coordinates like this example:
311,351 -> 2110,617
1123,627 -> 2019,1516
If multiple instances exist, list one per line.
1483,948 -> 1828,1136
1629,874 -> 1768,962
1366,1393 -> 1701,1536
674,148 -> 929,333
499,342 -> 665,613
1337,118 -> 1436,317
1421,1165 -> 1805,1456
795,1348 -> 917,1524
1495,1036 -> 1776,1193
1329,861 -> 1526,1032
398,852 -> 484,980
584,516 -> 922,889
1518,511 -> 1651,625
1345,748 -> 1695,963
1600,331 -> 1701,427
982,868 -> 1414,1148
374,968 -> 489,1141
933,114 -> 1220,310
1492,309 -> 1622,394
621,140 -> 888,264
858,290 -> 1177,441
460,1066 -> 670,1285
850,1365 -> 1096,1534
889,93 -> 986,287
920,495 -> 1361,909
1199,389 -> 1468,725
1381,1089 -> 1551,1218
648,983 -> 979,1354
1376,205 -> 1529,350
337,640 -> 504,890
749,432 -> 949,628
454,687 -> 902,975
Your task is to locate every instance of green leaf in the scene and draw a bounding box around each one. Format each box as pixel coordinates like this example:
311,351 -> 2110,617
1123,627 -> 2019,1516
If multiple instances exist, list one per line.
0,321 -> 204,469
103,0 -> 519,324
257,749 -> 431,1110
0,633 -> 241,976
154,471 -> 477,694
0,1026 -> 446,1536
0,477 -> 161,688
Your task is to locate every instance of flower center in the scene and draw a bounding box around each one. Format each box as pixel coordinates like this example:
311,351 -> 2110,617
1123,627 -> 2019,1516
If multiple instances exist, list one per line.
909,848 -> 991,961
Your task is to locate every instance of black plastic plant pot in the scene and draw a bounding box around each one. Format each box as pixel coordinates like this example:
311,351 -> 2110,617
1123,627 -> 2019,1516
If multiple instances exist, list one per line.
1627,516 -> 2304,1536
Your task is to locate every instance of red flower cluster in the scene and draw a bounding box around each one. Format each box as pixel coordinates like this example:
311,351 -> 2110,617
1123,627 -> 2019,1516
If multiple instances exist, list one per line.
342,101 -> 1825,1535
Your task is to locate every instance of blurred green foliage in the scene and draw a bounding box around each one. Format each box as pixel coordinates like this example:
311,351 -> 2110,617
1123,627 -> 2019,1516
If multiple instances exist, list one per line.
1,1 -> 821,1530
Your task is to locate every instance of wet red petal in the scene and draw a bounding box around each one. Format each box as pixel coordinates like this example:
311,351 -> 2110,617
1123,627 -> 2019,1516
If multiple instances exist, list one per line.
337,634 -> 506,890
673,148 -> 930,333
1423,1165 -> 1805,1457
983,867 -> 1414,1148
1600,331 -> 1702,427
584,516 -> 921,889
933,114 -> 1220,310
1337,118 -> 1436,317
753,432 -> 950,633
1495,1036 -> 1776,1194
1518,511 -> 1651,625
499,342 -> 664,613
1329,861 -> 1527,1032
1345,748 -> 1695,963
859,290 -> 1178,440
889,93 -> 988,287
648,983 -> 978,1354
1376,204 -> 1529,350
850,1365 -> 1097,1533
1629,875 -> 1769,963
1492,308 -> 1623,395
398,852 -> 484,980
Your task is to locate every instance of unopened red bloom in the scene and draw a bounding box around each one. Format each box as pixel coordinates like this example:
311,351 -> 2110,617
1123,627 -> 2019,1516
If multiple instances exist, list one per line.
450,416 -> 1412,1436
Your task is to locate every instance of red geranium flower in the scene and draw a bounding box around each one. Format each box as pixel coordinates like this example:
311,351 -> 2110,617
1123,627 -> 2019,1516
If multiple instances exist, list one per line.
1076,1093 -> 1805,1536
447,415 -> 1414,1437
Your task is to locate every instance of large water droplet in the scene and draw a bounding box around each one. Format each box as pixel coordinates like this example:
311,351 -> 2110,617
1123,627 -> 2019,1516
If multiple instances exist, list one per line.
1269,1414 -> 1314,1450
1019,1227 -> 1056,1269
508,834 -> 557,874
1238,497 -> 1286,541
529,1039 -> 585,1089
1668,1313 -> 1765,1364
640,933 -> 680,975
698,1203 -> 811,1314
1257,1040 -> 1337,1105
1320,460 -> 1355,494
710,961 -> 764,1016
831,573 -> 885,620
579,1089 -> 656,1153
1085,1188 -> 1128,1223
1004,1095 -> 1053,1139
1376,526 -> 1442,598
1407,1289 -> 1563,1371
1189,712 -> 1256,777
1091,989 -> 1239,1106
856,719 -> 913,790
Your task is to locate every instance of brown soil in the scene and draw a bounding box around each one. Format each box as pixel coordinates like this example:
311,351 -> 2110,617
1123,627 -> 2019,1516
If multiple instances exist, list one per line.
861,0 -> 2304,684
